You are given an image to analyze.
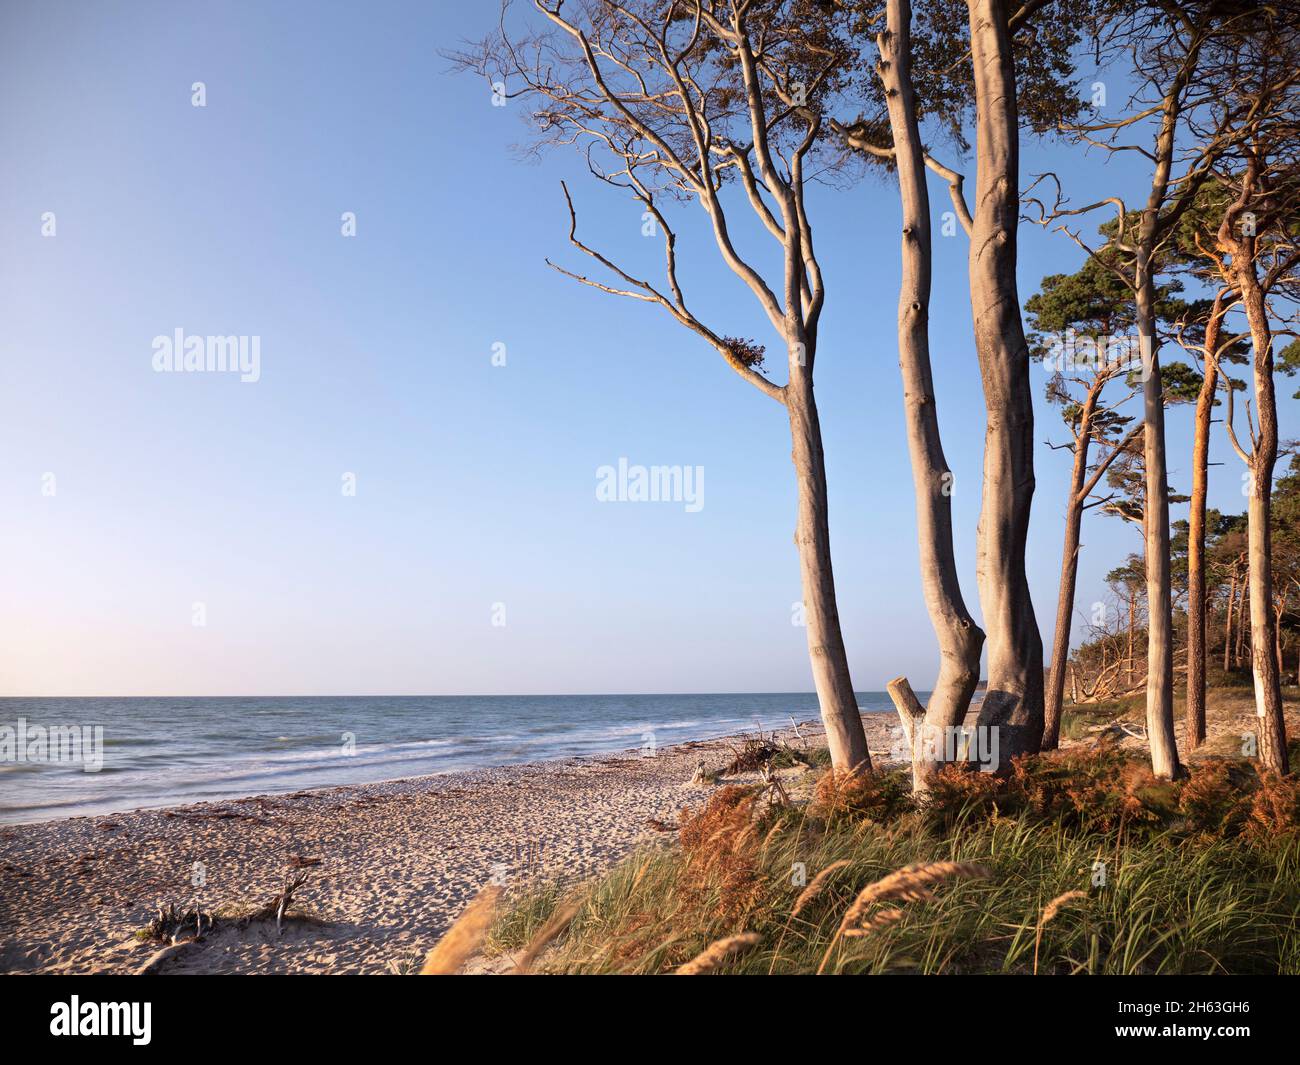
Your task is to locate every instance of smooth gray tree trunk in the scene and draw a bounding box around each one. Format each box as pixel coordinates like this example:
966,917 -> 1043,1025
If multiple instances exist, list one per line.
786,369 -> 871,772
965,0 -> 1045,759
879,0 -> 984,787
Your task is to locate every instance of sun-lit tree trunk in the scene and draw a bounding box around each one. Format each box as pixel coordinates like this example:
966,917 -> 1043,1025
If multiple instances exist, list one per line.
965,0 -> 1045,759
1236,579 -> 1249,668
1186,292 -> 1229,749
475,0 -> 874,772
787,369 -> 871,770
1276,594 -> 1288,677
878,0 -> 984,786
1128,593 -> 1137,681
1210,150 -> 1292,774
1224,570 -> 1238,672
1135,258 -> 1181,778
1228,248 -> 1289,773
1043,429 -> 1090,751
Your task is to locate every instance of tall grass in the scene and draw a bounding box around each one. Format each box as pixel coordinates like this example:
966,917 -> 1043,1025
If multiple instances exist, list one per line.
486,744 -> 1300,974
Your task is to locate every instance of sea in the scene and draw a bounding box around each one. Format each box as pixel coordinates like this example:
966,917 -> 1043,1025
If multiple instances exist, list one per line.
0,692 -> 906,825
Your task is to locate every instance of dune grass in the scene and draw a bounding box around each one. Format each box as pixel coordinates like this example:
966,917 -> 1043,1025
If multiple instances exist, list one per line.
486,741 -> 1300,974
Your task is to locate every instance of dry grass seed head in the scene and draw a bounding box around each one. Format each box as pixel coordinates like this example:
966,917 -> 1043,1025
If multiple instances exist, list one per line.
790,859 -> 851,919
674,932 -> 760,975
1039,889 -> 1087,927
841,861 -> 989,931
420,885 -> 501,975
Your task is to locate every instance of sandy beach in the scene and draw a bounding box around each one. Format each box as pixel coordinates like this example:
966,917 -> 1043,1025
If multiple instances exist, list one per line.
0,714 -> 905,975
4,690 -> 1288,976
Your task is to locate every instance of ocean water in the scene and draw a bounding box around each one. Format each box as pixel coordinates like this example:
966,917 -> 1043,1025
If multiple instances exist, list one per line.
0,693 -> 904,825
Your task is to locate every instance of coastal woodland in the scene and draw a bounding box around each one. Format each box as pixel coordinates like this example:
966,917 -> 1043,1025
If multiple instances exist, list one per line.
428,0 -> 1300,973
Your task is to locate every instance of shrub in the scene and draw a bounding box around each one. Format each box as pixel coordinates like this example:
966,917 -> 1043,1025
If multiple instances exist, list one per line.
1245,772 -> 1300,842
678,785 -> 767,925
811,766 -> 914,825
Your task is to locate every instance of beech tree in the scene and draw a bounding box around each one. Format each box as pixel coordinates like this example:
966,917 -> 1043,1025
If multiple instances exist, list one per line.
958,0 -> 1048,758
836,0 -> 984,788
457,1 -> 871,770
835,0 -> 1100,776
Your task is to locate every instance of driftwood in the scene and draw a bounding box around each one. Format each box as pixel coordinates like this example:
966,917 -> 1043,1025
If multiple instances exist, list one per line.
759,763 -> 790,808
137,900 -> 212,945
886,676 -> 925,750
135,866 -> 321,973
721,733 -> 804,775
240,870 -> 311,935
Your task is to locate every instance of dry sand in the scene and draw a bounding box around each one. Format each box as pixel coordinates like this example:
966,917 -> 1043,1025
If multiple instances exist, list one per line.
0,714 -> 904,975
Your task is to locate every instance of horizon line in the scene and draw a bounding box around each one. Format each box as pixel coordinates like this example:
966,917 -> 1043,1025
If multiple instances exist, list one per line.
0,687 -> 946,700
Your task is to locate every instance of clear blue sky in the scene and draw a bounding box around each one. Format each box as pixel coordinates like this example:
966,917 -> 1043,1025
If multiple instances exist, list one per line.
1,1 -> 1292,696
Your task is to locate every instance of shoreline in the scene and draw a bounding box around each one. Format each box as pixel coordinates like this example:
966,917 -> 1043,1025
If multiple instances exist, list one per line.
0,696 -> 914,827
0,712 -> 905,974
0,709 -> 898,828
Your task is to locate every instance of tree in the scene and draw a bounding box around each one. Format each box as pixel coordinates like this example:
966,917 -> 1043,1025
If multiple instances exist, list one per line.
455,1 -> 871,771
1272,456 -> 1300,684
960,0 -> 1047,759
1186,12 -> 1300,772
839,0 -> 984,788
1139,180 -> 1254,746
1179,285 -> 1246,745
867,0 -> 1105,761
1024,1 -> 1265,778
833,0 -> 1104,777
1026,255 -> 1146,747
1208,511 -> 1250,673
1027,231 -> 1210,747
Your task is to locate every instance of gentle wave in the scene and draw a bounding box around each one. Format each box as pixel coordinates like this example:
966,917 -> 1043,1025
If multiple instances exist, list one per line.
0,693 -> 905,824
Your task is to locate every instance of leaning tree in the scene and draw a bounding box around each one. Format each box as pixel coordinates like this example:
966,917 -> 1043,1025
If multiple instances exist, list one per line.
456,0 -> 872,770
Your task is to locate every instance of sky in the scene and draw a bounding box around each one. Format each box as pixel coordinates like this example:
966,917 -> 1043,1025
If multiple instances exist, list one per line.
1,1 -> 1294,697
